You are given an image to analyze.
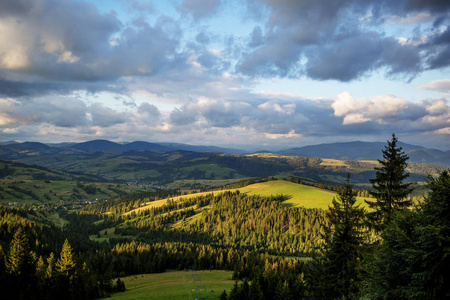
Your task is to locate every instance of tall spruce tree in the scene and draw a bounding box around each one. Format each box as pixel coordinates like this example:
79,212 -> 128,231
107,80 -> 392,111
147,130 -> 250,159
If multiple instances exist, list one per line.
56,239 -> 76,277
5,228 -> 37,300
56,239 -> 78,300
364,171 -> 450,299
311,174 -> 366,299
366,134 -> 413,231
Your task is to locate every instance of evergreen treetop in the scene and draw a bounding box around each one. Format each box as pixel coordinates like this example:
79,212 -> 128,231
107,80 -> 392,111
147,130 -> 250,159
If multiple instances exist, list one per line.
311,174 -> 366,299
366,133 -> 413,231
56,239 -> 76,277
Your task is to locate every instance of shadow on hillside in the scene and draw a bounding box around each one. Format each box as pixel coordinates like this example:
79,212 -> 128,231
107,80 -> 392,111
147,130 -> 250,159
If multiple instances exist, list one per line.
280,194 -> 298,207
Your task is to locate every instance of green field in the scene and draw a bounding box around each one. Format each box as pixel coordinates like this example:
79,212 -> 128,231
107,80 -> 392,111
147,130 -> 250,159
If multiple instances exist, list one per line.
108,270 -> 234,300
239,180 -> 368,209
127,180 -> 369,216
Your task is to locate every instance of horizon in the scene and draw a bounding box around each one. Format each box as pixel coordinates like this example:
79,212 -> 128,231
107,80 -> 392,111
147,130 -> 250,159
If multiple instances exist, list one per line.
1,137 -> 448,152
0,0 -> 449,150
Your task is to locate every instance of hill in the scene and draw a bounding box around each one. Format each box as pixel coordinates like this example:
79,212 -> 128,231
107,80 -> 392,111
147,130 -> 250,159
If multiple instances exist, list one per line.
13,150 -> 446,187
279,141 -> 450,166
0,160 -> 149,205
126,180 -> 367,215
66,140 -> 245,154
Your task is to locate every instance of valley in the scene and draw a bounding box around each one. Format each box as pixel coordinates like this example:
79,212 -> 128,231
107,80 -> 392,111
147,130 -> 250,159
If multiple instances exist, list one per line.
0,138 -> 448,299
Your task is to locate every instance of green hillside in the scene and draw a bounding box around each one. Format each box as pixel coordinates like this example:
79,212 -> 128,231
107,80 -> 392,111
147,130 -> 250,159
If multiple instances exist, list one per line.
109,270 -> 234,300
125,180 -> 367,216
16,150 -> 446,186
240,180 -> 368,209
0,160 -> 149,205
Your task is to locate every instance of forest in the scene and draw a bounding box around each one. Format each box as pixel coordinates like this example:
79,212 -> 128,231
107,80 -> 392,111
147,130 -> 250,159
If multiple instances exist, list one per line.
0,135 -> 449,299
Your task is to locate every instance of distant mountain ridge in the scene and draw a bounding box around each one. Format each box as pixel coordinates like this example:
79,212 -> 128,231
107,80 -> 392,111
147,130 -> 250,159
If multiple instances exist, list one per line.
279,141 -> 450,166
0,139 -> 448,166
0,139 -> 246,160
67,139 -> 246,154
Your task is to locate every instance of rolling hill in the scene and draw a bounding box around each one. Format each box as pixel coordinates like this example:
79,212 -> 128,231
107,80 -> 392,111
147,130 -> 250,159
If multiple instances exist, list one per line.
279,141 -> 450,166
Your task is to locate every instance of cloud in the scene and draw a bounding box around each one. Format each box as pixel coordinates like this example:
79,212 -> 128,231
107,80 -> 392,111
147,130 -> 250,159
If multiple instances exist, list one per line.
424,25 -> 450,70
0,0 -> 190,97
136,102 -> 161,125
235,0 -> 449,81
419,79 -> 450,92
305,32 -> 421,81
178,0 -> 222,20
0,96 -> 89,127
88,103 -> 129,127
332,92 -> 450,135
332,92 -> 409,124
0,96 -> 133,129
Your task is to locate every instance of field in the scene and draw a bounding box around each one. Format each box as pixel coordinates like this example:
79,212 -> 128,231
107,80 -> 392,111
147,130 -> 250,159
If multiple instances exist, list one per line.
126,180 -> 369,217
239,180 -> 368,209
108,270 -> 234,300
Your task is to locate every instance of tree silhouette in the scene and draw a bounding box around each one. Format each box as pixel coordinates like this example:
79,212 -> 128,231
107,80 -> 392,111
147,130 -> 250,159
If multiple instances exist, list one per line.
366,134 -> 413,231
5,228 -> 37,299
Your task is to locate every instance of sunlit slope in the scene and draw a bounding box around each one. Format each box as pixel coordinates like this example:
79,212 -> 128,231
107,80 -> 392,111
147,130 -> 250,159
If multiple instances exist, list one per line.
123,190 -> 232,216
239,180 -> 367,209
126,180 -> 368,215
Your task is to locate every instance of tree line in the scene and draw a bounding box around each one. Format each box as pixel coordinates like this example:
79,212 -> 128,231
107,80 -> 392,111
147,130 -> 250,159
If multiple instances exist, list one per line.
0,134 -> 448,299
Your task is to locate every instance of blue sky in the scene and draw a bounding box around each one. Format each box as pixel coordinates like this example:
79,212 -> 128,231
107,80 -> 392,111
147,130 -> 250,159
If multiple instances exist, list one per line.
0,0 -> 449,150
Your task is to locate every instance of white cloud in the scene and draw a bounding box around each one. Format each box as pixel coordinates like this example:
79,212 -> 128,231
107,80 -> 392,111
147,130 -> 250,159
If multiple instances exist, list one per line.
265,130 -> 302,140
418,79 -> 450,93
332,92 -> 408,125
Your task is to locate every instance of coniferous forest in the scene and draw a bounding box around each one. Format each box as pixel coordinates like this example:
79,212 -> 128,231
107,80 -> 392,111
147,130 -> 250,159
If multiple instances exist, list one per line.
0,135 -> 449,299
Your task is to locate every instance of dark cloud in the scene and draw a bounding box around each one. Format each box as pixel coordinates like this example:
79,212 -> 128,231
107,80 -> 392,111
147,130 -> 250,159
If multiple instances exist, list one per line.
236,0 -> 449,81
127,0 -> 154,13
425,25 -> 450,69
248,26 -> 264,48
305,33 -> 421,81
0,0 -> 189,97
404,0 -> 450,13
170,107 -> 198,126
138,102 -> 161,120
178,0 -> 222,20
195,31 -> 210,44
89,103 -> 128,127
0,96 -> 89,127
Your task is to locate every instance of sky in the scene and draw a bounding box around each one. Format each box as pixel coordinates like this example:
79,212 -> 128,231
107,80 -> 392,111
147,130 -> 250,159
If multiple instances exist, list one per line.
0,0 -> 449,151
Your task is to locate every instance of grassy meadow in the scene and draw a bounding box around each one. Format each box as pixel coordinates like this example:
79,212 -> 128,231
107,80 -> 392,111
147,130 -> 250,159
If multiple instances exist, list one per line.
127,180 -> 369,216
239,180 -> 368,209
108,270 -> 234,300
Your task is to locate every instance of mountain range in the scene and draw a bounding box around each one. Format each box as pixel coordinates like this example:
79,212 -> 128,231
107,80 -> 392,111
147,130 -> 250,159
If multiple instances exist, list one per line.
0,139 -> 449,166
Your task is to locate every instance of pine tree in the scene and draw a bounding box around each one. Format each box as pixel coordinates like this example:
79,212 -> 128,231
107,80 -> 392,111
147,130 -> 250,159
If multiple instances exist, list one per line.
311,174 -> 366,299
56,239 -> 76,277
5,228 -> 37,300
56,239 -> 78,300
365,171 -> 450,299
366,134 -> 413,231
6,228 -> 33,275
46,252 -> 57,279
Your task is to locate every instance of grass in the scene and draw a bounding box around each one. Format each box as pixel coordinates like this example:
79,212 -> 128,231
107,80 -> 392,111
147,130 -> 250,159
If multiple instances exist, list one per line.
108,270 -> 235,300
126,180 -> 370,215
0,179 -> 146,205
89,227 -> 134,242
238,180 -> 369,209
125,190 -> 234,216
319,158 -> 348,167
